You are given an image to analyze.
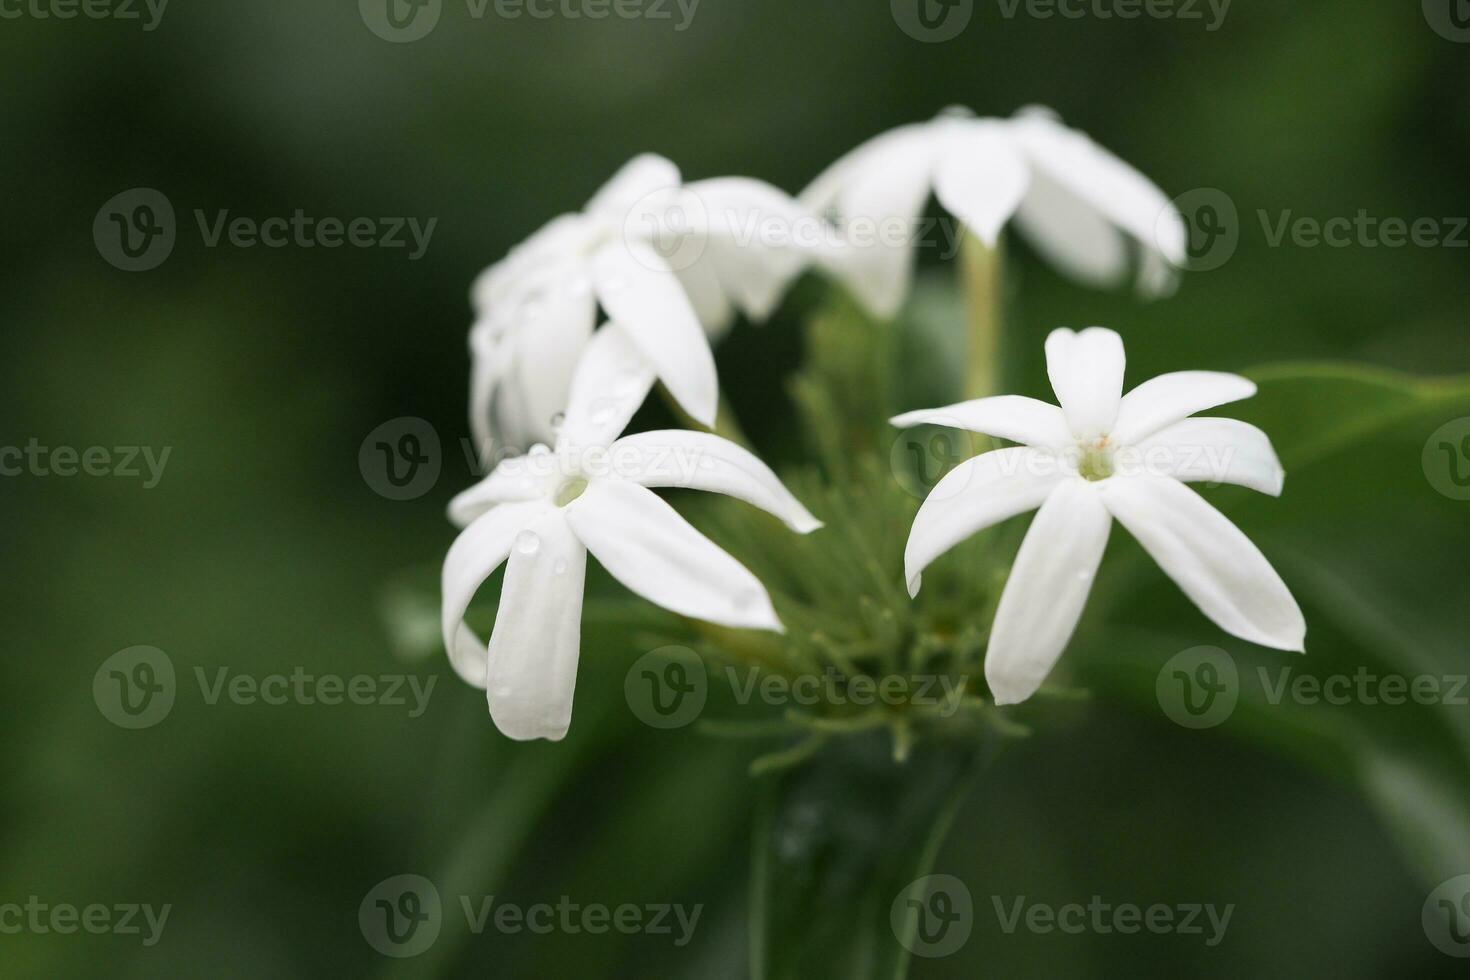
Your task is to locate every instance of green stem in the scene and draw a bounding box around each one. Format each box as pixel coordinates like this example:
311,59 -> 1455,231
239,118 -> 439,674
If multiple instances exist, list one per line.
960,233 -> 1004,401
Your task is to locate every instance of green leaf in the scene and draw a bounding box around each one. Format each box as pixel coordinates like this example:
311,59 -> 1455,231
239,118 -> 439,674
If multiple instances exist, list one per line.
749,732 -> 986,980
1076,362 -> 1470,885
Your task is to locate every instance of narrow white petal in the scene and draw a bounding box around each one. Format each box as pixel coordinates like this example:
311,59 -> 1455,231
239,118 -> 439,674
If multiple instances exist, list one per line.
447,455 -> 555,528
591,241 -> 718,427
891,395 -> 1072,448
1008,110 -> 1185,269
803,125 -> 938,319
985,480 -> 1112,705
1130,418 -> 1284,497
485,510 -> 588,741
585,153 -> 682,220
507,271 -> 598,443
564,478 -> 782,631
1012,161 -> 1130,288
611,429 -> 822,532
441,501 -> 551,688
1044,327 -> 1126,439
932,123 -> 1031,247
468,323 -> 508,462
558,322 -> 658,450
675,256 -> 736,340
1101,475 -> 1305,651
904,447 -> 1063,596
690,177 -> 814,320
1111,371 -> 1257,445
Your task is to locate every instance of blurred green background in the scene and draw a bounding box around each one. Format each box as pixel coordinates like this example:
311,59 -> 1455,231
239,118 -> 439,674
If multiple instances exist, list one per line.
3,0 -> 1470,976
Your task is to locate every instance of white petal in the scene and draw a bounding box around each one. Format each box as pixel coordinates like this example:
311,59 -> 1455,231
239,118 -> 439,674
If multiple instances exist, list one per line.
468,323 -> 509,462
1008,110 -> 1185,270
1130,418 -> 1284,496
506,269 -> 598,444
1101,475 -> 1305,651
675,256 -> 735,340
891,395 -> 1072,448
441,500 -> 551,688
1044,327 -> 1125,439
932,122 -> 1031,247
802,124 -> 938,319
1110,371 -> 1257,445
448,454 -> 557,527
904,447 -> 1063,596
558,322 -> 658,450
690,177 -> 814,320
485,510 -> 588,741
1012,160 -> 1130,288
585,153 -> 682,221
611,429 -> 822,533
985,479 -> 1112,705
591,241 -> 718,427
564,478 -> 782,631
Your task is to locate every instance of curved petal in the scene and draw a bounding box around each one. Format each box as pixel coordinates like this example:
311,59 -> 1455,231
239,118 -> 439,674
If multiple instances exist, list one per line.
904,447 -> 1063,596
1012,158 -> 1130,289
441,500 -> 551,688
802,124 -> 938,319
558,322 -> 658,451
469,323 -> 510,463
485,510 -> 588,741
591,241 -> 717,428
932,122 -> 1031,247
448,454 -> 557,527
564,478 -> 782,631
891,395 -> 1072,449
1045,327 -> 1125,440
506,270 -> 598,445
985,479 -> 1112,705
1111,371 -> 1257,446
1100,475 -> 1305,652
585,153 -> 682,221
611,429 -> 822,532
1130,417 -> 1283,496
690,177 -> 814,320
1008,109 -> 1185,271
675,255 -> 735,340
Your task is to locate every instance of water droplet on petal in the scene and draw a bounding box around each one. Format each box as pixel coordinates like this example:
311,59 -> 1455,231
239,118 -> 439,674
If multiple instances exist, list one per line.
553,558 -> 568,575
515,530 -> 541,555
550,412 -> 566,431
529,443 -> 551,457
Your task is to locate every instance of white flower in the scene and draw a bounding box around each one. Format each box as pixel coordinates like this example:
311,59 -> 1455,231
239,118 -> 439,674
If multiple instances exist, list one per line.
443,323 -> 822,741
801,106 -> 1188,319
894,327 -> 1304,706
470,154 -> 812,453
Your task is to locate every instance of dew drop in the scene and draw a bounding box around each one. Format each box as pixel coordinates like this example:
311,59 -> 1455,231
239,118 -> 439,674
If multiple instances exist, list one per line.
515,530 -> 541,555
553,558 -> 569,575
550,412 -> 566,431
529,443 -> 551,457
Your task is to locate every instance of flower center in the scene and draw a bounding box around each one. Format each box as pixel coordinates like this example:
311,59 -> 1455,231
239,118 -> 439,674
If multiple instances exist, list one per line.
554,476 -> 588,507
1077,438 -> 1114,482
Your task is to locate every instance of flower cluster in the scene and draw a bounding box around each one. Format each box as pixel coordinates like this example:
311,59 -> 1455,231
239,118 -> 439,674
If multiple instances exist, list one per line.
442,105 -> 1302,741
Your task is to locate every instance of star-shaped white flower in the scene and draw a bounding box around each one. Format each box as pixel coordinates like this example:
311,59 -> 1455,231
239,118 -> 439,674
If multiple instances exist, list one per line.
801,106 -> 1188,319
470,154 -> 812,453
894,327 -> 1304,706
444,323 -> 822,741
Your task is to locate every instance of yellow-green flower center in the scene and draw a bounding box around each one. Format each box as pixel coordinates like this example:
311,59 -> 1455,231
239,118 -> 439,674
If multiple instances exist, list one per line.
1077,440 -> 1114,482
554,476 -> 589,507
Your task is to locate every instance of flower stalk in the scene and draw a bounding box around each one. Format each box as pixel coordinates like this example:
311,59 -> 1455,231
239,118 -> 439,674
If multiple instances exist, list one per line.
961,232 -> 1004,401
